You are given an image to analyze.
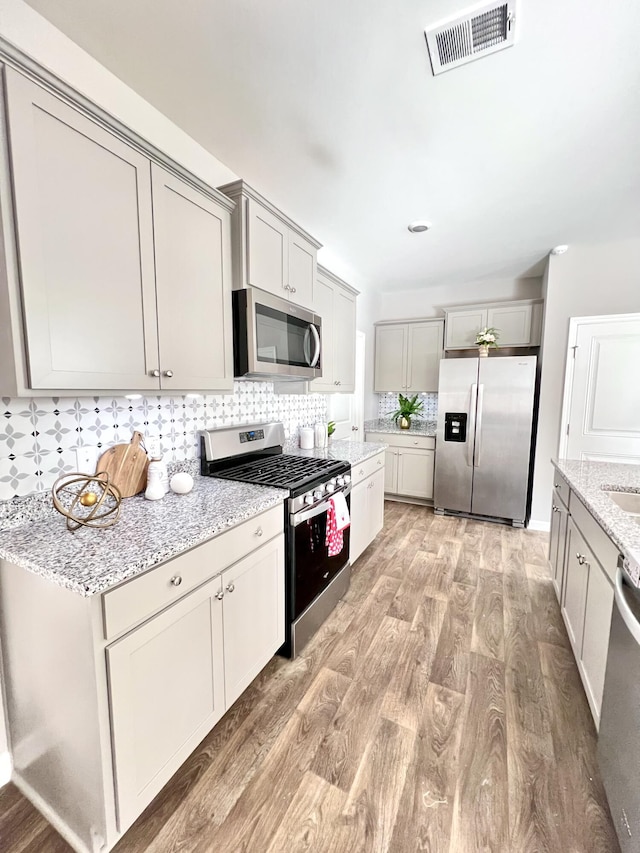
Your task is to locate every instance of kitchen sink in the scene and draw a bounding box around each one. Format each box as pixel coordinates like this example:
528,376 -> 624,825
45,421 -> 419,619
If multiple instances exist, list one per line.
606,490 -> 640,516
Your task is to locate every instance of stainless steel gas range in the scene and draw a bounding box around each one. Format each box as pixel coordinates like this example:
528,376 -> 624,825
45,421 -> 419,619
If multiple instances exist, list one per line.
199,422 -> 351,657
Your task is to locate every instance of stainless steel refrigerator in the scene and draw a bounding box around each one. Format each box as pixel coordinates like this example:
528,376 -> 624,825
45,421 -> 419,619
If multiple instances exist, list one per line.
434,355 -> 537,527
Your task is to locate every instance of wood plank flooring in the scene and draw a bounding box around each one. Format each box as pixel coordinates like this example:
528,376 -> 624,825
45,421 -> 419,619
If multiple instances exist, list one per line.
0,503 -> 620,853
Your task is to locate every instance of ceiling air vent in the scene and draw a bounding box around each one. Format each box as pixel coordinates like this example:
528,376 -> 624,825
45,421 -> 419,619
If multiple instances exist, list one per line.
425,0 -> 518,76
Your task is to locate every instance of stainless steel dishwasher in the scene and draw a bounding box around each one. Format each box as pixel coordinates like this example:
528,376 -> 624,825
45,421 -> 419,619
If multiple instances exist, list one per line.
598,555 -> 640,852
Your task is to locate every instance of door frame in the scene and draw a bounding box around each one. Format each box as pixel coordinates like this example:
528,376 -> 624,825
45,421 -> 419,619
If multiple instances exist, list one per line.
559,313 -> 640,458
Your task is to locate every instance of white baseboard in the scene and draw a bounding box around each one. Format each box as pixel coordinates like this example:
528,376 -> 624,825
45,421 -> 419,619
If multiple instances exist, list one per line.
528,519 -> 551,533
0,750 -> 11,786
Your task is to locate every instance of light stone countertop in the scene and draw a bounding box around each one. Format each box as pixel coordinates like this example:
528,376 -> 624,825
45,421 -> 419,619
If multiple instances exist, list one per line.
288,438 -> 388,465
0,475 -> 287,596
364,418 -> 437,437
552,458 -> 640,582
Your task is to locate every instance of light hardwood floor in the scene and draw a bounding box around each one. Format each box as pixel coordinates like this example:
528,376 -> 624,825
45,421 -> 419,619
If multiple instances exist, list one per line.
0,503 -> 620,853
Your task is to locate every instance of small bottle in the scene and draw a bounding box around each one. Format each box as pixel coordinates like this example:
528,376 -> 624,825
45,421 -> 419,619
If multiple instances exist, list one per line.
146,457 -> 169,500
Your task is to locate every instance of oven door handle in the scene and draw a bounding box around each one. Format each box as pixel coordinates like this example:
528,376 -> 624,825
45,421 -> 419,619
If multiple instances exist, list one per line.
291,485 -> 351,526
615,567 -> 640,646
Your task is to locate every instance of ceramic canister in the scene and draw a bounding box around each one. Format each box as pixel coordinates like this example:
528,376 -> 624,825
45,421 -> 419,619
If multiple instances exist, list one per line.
299,427 -> 315,450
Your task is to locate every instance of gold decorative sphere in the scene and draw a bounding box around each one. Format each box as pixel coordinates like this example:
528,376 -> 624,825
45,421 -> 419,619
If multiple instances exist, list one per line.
52,472 -> 122,531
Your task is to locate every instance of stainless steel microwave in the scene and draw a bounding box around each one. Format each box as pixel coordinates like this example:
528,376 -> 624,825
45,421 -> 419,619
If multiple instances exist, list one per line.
233,288 -> 322,380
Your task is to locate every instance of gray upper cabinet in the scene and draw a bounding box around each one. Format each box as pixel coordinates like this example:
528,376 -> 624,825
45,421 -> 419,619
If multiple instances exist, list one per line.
311,266 -> 358,393
151,164 -> 233,392
219,180 -> 321,311
374,320 -> 443,393
443,299 -> 543,350
4,67 -> 160,391
0,68 -> 235,394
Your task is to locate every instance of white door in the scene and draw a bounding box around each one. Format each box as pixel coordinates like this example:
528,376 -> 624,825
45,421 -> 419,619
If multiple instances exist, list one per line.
327,331 -> 365,439
563,315 -> 640,462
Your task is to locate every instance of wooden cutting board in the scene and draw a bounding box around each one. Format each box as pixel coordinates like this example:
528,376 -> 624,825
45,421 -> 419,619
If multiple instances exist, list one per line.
96,431 -> 149,498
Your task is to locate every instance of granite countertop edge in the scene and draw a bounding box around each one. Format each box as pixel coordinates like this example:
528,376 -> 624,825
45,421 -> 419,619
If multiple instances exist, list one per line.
551,458 -> 640,572
364,418 -> 437,437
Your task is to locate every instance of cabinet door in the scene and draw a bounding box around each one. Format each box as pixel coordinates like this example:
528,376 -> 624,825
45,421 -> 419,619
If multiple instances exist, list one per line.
310,275 -> 334,391
246,198 -> 288,298
349,478 -> 369,565
550,502 -> 569,602
288,231 -> 316,308
487,304 -> 533,346
151,165 -> 233,391
107,577 -> 225,831
444,309 -> 487,350
396,448 -> 435,499
369,468 -> 385,541
406,321 -> 444,393
581,562 -> 614,723
220,536 -> 285,707
5,68 -> 159,390
374,325 -> 407,391
384,449 -> 398,493
333,287 -> 357,391
562,521 -> 589,654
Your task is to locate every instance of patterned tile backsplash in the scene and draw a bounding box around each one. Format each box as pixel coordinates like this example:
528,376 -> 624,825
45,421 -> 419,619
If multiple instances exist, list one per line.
0,381 -> 327,501
377,392 -> 438,420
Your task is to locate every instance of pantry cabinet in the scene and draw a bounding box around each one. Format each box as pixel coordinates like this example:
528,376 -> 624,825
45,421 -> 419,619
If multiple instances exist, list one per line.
366,432 -> 435,501
312,266 -> 359,393
553,469 -> 619,728
350,452 -> 385,564
219,179 -> 321,311
443,299 -> 543,350
0,67 -> 235,395
374,320 -> 444,393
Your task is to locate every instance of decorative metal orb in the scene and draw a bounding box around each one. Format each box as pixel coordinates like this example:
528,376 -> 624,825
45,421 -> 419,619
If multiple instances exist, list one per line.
52,471 -> 122,531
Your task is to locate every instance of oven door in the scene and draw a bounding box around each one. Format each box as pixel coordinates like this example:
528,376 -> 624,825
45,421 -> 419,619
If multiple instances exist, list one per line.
291,490 -> 351,618
233,288 -> 322,380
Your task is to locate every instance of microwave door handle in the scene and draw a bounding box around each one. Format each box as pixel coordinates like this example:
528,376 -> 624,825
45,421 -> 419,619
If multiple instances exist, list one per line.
309,324 -> 320,367
303,326 -> 311,365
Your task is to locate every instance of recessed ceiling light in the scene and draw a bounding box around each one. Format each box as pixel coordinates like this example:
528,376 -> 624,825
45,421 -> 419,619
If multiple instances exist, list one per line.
408,220 -> 432,233
550,244 -> 569,255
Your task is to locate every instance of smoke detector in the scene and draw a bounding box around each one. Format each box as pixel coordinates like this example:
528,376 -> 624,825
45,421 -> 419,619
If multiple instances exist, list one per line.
425,0 -> 518,76
408,220 -> 432,233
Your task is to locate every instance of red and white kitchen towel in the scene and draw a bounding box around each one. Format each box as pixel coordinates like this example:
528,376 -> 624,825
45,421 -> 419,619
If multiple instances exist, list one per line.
326,491 -> 350,557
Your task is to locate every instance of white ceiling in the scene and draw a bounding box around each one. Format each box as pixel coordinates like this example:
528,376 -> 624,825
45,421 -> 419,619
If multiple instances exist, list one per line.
22,0 -> 640,291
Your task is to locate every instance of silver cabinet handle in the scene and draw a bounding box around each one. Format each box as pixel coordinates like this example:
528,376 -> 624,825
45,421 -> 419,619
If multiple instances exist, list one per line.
255,527 -> 263,537
368,481 -> 374,489
291,287 -> 296,293
150,369 -> 160,378
226,582 -> 235,593
352,425 -> 359,431
334,381 -> 340,385
215,589 -> 225,600
163,369 -> 174,378
576,553 -> 587,565
170,575 -> 182,587
552,505 -> 558,513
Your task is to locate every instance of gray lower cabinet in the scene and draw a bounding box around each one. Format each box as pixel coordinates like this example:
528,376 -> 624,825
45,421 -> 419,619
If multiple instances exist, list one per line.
366,433 -> 435,501
555,475 -> 618,728
350,453 -> 385,564
0,507 -> 285,852
0,67 -> 234,394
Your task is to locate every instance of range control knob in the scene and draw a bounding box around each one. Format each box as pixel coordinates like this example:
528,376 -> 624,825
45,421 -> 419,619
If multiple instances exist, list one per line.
336,476 -> 345,486
313,490 -> 324,501
325,483 -> 336,493
343,474 -> 351,484
304,493 -> 314,506
315,483 -> 326,496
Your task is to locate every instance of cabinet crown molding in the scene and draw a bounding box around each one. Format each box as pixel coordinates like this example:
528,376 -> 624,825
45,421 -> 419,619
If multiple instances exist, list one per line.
374,318 -> 444,326
317,264 -> 359,296
442,297 -> 543,314
218,179 -> 322,250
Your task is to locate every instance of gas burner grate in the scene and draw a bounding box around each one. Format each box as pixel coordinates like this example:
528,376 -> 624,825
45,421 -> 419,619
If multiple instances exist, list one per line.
214,454 -> 344,490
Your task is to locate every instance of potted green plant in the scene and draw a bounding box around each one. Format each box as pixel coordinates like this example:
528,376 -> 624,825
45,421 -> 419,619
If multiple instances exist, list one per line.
390,393 -> 423,430
475,327 -> 499,357
327,421 -> 336,441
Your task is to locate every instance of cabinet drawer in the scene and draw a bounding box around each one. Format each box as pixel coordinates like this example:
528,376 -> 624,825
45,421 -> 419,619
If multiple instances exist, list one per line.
367,432 -> 435,451
103,505 -> 283,639
552,471 -> 570,509
569,493 -> 619,584
351,451 -> 385,486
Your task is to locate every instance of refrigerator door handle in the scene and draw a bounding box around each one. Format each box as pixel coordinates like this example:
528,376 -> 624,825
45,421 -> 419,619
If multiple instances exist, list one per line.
467,383 -> 478,467
474,384 -> 485,468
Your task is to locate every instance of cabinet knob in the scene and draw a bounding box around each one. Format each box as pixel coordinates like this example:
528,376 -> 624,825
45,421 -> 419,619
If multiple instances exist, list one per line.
368,481 -> 374,489
290,287 -> 297,294
576,553 -> 587,565
554,483 -> 560,489
150,369 -> 160,378
351,425 -> 359,431
335,381 -> 340,386
255,527 -> 263,537
413,440 -> 418,445
552,505 -> 558,512
226,582 -> 235,593
215,589 -> 225,600
163,369 -> 174,378
377,459 -> 382,465
283,284 -> 291,291
359,468 -> 364,475
170,575 -> 182,587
